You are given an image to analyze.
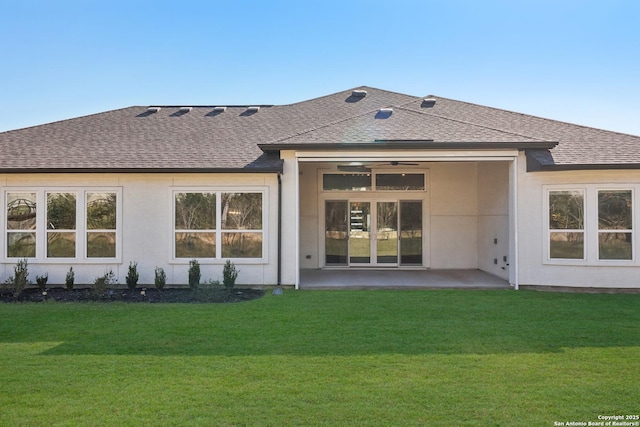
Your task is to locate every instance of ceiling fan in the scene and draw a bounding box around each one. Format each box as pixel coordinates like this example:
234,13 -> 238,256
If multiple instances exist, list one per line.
337,161 -> 419,172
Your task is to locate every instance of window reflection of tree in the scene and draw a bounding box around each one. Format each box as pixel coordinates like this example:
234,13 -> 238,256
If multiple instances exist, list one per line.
549,191 -> 584,231
86,194 -> 117,230
47,193 -> 76,230
7,197 -> 37,230
598,191 -> 631,230
221,193 -> 262,230
175,193 -> 216,230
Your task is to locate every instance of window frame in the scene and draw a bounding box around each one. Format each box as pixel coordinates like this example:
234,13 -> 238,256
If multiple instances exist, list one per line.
597,188 -> 634,261
46,191 -> 78,259
547,189 -> 586,261
544,185 -> 636,266
171,187 -> 268,264
2,187 -> 122,263
321,170 -> 427,193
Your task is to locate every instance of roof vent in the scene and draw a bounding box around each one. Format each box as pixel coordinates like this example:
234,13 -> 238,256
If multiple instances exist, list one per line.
178,107 -> 192,113
246,106 -> 260,113
375,107 -> 393,119
351,90 -> 367,98
146,107 -> 161,113
421,98 -> 436,108
213,106 -> 227,112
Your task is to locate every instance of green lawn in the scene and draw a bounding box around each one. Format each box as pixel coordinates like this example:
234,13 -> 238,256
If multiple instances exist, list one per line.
1,290 -> 639,426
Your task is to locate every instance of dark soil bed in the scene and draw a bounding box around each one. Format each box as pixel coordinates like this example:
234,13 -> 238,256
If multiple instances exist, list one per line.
0,287 -> 264,303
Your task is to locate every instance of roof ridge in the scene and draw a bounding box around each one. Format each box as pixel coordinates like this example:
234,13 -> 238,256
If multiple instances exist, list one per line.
0,106 -> 142,135
428,95 -> 640,140
394,105 -> 554,143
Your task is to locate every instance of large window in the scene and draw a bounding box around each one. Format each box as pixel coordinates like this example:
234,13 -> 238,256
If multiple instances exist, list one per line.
598,190 -> 632,260
47,192 -> 77,258
546,187 -> 634,263
86,193 -> 117,258
4,189 -> 120,260
548,190 -> 584,260
6,192 -> 37,258
175,193 -> 217,258
174,190 -> 265,260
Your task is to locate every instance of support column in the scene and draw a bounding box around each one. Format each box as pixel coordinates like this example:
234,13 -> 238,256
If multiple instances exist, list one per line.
508,155 -> 520,290
279,150 -> 300,288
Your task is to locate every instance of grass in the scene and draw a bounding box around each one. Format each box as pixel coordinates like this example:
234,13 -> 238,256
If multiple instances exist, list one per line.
0,290 -> 639,426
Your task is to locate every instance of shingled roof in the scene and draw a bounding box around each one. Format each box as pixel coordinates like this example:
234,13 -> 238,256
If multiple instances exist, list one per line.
0,86 -> 638,172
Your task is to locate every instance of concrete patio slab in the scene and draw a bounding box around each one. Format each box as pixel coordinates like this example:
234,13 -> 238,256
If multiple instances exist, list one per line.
299,269 -> 511,290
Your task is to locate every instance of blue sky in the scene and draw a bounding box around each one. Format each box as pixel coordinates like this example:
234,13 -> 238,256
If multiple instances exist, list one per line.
1,0 -> 639,135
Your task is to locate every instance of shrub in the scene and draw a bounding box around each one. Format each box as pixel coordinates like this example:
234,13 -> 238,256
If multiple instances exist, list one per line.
94,269 -> 116,296
188,259 -> 200,289
223,260 -> 239,293
126,261 -> 139,290
3,259 -> 30,298
154,267 -> 166,290
65,267 -> 75,291
36,273 -> 49,292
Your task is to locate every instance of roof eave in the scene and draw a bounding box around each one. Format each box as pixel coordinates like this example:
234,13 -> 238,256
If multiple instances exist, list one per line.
536,163 -> 640,171
259,140 -> 559,151
0,167 -> 284,174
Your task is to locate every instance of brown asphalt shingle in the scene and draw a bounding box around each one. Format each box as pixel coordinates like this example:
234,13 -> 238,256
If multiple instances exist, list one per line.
0,86 -> 638,171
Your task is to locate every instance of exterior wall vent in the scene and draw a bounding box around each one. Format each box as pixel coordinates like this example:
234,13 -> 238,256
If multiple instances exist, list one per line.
351,90 -> 367,98
146,107 -> 161,113
213,106 -> 227,112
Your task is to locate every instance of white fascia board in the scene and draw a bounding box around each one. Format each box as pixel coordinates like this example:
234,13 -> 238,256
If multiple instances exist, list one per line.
294,149 -> 519,161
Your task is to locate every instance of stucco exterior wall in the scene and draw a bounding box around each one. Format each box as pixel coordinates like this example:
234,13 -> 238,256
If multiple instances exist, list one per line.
0,173 -> 279,286
477,162 -> 510,279
516,152 -> 640,288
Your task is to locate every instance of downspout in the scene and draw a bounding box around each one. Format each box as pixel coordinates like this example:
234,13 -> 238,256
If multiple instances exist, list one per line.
277,172 -> 282,287
272,172 -> 283,295
513,156 -> 520,290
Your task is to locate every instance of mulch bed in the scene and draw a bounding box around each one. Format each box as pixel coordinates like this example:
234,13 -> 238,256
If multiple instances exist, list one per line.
0,287 -> 265,303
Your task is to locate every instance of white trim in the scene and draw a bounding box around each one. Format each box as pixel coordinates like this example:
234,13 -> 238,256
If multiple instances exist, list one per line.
295,149 -> 519,161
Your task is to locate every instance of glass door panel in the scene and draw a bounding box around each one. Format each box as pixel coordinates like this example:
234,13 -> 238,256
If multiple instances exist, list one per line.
349,202 -> 370,264
377,202 -> 398,264
400,201 -> 422,265
325,201 -> 348,265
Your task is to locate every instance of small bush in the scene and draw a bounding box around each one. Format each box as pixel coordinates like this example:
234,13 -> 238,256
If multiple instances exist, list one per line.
36,273 -> 49,292
3,259 -> 30,298
65,267 -> 75,291
126,262 -> 139,290
223,260 -> 239,293
188,259 -> 200,289
94,269 -> 117,296
154,267 -> 166,290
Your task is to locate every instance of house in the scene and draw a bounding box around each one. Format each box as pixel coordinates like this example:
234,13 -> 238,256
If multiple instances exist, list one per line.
1,86 -> 639,290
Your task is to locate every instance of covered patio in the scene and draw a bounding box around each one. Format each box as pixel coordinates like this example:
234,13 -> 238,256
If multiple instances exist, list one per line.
299,268 -> 511,290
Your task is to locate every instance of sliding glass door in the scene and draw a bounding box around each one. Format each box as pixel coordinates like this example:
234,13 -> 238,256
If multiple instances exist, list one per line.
325,200 -> 422,267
